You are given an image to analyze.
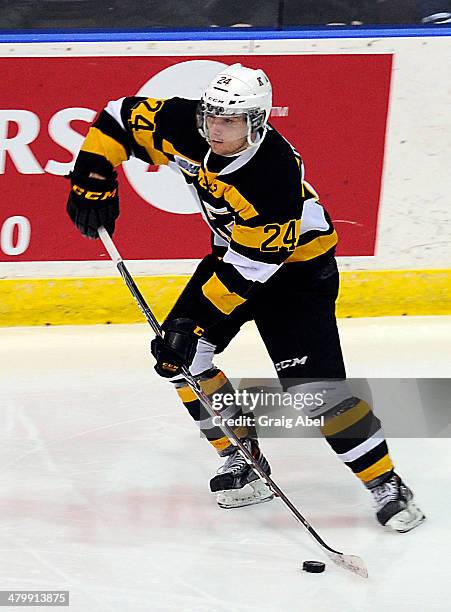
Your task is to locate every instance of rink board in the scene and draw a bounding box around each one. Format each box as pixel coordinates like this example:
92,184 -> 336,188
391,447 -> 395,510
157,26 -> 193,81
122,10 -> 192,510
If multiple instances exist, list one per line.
0,31 -> 450,324
2,269 -> 451,326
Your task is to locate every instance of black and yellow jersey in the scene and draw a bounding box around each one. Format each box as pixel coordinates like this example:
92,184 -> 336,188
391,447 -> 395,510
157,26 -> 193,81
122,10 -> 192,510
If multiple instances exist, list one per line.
73,96 -> 338,328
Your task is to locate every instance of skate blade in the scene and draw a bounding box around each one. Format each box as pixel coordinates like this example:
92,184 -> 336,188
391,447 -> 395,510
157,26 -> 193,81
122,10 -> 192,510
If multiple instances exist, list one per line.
216,479 -> 274,509
385,501 -> 426,533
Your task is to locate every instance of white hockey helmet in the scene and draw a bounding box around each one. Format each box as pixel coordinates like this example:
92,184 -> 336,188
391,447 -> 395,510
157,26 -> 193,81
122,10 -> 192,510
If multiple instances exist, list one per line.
197,63 -> 272,146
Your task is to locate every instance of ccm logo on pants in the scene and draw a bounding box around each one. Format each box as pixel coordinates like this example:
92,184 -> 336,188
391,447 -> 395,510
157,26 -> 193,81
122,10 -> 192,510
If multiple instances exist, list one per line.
275,356 -> 308,371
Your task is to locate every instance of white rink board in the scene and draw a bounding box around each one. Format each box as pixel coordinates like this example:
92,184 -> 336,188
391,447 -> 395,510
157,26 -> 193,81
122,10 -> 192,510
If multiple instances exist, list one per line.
0,33 -> 450,278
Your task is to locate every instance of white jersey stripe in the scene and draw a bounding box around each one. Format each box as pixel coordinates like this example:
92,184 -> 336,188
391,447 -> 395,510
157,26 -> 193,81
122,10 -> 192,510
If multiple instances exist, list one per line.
105,97 -> 126,130
300,198 -> 330,234
223,247 -> 281,283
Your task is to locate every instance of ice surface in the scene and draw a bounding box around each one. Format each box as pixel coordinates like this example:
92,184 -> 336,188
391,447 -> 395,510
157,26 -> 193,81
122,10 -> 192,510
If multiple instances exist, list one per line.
0,317 -> 450,611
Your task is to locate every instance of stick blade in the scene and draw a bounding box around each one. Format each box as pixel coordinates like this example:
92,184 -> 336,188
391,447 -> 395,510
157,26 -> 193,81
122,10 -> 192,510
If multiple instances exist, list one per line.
327,552 -> 368,578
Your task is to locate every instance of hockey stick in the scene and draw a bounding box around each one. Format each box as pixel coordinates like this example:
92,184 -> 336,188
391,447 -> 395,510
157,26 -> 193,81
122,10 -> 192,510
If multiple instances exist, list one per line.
98,226 -> 368,579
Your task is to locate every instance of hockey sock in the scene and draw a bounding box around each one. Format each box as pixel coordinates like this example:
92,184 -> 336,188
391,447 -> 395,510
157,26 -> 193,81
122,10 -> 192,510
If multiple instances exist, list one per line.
173,368 -> 255,454
320,396 -> 394,485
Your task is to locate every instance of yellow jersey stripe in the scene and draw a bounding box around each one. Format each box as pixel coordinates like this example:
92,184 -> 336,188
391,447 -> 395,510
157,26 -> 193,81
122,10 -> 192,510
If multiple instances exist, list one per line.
129,99 -> 170,166
286,231 -> 338,262
217,181 -> 259,220
202,273 -> 247,315
81,127 -> 128,167
197,171 -> 259,221
303,180 -> 319,200
162,139 -> 201,166
232,219 -> 301,251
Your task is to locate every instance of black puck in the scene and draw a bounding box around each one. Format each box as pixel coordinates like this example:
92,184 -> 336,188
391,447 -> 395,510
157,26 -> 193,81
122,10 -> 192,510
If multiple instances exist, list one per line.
302,560 -> 326,573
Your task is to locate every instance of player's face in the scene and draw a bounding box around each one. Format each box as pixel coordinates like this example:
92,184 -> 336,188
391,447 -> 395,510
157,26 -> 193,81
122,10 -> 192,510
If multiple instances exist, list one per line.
206,115 -> 249,155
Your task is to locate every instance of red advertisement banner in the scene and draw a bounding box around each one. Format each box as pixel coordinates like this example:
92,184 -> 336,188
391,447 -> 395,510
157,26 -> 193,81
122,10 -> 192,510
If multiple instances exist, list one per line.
0,54 -> 392,262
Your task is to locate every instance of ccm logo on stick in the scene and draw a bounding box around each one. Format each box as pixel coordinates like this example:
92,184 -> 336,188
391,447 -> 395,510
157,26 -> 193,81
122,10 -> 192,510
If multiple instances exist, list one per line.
275,356 -> 308,371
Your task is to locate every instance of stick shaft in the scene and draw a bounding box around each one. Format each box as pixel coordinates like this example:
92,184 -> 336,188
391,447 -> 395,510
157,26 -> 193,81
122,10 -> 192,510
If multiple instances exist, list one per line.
99,227 -> 161,336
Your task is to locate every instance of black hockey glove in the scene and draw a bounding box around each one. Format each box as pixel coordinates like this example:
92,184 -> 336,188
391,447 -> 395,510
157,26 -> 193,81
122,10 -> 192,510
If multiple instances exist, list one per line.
150,318 -> 204,378
66,171 -> 119,239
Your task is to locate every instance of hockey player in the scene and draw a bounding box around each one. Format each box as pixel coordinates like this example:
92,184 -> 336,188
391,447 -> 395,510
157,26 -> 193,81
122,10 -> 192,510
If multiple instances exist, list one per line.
66,63 -> 424,532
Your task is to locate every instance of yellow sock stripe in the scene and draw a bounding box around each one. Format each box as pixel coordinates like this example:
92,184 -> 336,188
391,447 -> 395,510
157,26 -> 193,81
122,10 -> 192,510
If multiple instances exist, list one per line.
176,371 -> 228,403
176,385 -> 197,403
202,273 -> 247,315
320,400 -> 371,437
355,454 -> 394,483
210,427 -> 249,452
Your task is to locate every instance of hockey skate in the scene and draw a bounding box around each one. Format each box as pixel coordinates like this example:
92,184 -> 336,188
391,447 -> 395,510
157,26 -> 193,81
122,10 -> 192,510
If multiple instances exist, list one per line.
210,438 -> 274,509
367,471 -> 425,533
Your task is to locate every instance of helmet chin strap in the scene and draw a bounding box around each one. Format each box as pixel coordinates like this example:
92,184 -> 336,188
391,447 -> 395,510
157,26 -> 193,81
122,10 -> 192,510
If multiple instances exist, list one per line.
235,125 -> 267,156
206,126 -> 267,158
246,125 -> 267,148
